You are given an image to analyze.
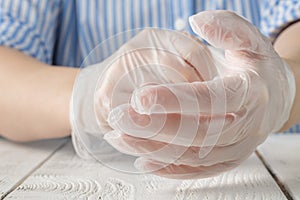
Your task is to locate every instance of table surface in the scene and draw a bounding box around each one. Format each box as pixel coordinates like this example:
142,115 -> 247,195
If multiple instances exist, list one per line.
0,134 -> 299,200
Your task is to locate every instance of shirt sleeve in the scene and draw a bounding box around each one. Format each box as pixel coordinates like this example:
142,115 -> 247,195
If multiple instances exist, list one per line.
0,0 -> 61,64
260,0 -> 300,41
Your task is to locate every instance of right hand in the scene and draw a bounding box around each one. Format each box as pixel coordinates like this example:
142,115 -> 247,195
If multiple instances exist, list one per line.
103,11 -> 295,179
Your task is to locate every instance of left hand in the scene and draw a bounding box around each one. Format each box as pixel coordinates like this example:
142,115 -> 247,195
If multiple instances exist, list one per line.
71,27 -> 214,160
104,11 -> 296,179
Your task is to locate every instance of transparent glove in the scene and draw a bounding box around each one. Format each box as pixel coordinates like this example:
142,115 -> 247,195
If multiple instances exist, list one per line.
70,28 -> 216,171
103,11 -> 296,179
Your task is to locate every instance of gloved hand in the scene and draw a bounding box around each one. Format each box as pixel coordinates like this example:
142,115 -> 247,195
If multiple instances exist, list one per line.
103,10 -> 296,179
70,28 -> 216,161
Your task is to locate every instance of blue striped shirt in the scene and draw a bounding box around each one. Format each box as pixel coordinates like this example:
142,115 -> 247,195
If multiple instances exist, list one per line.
1,0 -> 300,132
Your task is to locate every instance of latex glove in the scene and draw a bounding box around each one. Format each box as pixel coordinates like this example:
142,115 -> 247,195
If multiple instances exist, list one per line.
104,11 -> 296,179
70,28 -> 216,160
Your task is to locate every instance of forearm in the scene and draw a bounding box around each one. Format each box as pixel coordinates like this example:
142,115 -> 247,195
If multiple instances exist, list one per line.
274,21 -> 300,131
0,47 -> 78,141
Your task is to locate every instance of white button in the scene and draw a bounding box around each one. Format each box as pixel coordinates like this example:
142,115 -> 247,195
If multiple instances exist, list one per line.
174,18 -> 186,31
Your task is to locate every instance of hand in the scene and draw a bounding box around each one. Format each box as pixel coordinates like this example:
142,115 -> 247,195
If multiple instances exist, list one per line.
70,28 -> 216,159
104,11 -> 295,179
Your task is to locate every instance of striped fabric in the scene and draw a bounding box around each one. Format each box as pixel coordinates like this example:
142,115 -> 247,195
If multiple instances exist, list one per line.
0,0 -> 265,66
261,0 -> 300,41
0,0 -> 299,132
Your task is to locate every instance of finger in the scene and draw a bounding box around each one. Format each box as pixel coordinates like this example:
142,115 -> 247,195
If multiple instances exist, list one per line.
169,31 -> 219,81
131,74 -> 248,115
189,10 -> 272,56
107,104 -> 246,147
134,157 -> 238,179
121,29 -> 218,81
104,130 -> 255,167
104,132 -> 198,166
195,138 -> 256,167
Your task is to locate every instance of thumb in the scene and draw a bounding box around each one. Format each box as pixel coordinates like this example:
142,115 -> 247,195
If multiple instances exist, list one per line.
189,10 -> 272,55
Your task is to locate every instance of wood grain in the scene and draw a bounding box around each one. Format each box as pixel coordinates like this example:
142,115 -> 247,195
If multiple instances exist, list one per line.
0,138 -> 67,199
5,141 -> 286,200
258,134 -> 300,200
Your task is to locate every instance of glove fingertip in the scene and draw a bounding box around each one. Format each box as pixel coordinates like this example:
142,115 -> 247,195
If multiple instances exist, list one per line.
134,157 -> 165,173
131,87 -> 157,115
188,11 -> 218,39
134,157 -> 148,171
188,15 -> 204,38
107,106 -> 125,129
103,130 -> 122,141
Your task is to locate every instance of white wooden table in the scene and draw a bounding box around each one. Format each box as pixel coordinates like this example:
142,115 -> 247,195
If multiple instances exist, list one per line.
0,135 -> 299,200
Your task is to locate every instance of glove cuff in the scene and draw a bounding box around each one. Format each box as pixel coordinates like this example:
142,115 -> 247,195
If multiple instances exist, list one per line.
70,64 -> 105,159
273,59 -> 296,132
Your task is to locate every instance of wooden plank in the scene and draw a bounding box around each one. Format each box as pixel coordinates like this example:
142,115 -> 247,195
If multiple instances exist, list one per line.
0,137 -> 67,199
257,134 -> 300,200
6,141 -> 286,200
